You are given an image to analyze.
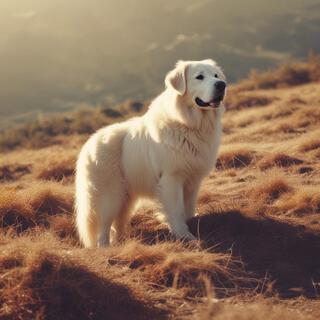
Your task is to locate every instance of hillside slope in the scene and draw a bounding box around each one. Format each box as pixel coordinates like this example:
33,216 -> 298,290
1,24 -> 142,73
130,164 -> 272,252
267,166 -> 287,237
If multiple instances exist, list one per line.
1,66 -> 320,319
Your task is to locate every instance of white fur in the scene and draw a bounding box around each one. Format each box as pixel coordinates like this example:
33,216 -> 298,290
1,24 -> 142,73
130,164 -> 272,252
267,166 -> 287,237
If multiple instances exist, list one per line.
75,59 -> 226,247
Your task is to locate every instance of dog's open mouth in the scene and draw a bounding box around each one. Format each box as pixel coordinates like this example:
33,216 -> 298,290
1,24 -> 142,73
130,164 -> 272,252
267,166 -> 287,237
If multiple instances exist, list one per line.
195,96 -> 223,108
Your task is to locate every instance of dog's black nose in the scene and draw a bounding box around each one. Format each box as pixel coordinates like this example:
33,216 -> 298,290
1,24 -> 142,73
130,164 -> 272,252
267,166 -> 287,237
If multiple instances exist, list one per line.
215,81 -> 226,91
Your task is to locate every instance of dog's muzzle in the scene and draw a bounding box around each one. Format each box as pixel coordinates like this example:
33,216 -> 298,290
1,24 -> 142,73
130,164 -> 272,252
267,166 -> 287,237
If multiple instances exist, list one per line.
195,81 -> 226,108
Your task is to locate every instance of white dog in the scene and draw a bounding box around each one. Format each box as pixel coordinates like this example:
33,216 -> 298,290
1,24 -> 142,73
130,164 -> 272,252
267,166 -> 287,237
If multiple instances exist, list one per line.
75,59 -> 226,247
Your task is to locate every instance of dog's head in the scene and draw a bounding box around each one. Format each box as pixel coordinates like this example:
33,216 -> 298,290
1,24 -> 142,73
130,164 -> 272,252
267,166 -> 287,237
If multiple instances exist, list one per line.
165,59 -> 227,109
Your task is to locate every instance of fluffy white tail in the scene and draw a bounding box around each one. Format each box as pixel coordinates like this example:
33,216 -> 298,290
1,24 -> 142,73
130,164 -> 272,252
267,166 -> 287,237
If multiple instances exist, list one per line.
75,147 -> 97,248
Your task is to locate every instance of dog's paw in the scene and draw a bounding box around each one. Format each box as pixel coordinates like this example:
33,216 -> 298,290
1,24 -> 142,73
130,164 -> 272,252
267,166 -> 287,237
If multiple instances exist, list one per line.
176,231 -> 197,241
177,231 -> 202,249
171,223 -> 198,242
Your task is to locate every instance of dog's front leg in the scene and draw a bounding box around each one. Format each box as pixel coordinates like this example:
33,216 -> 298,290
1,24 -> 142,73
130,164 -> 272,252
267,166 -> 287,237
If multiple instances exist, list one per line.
157,175 -> 196,240
184,180 -> 201,221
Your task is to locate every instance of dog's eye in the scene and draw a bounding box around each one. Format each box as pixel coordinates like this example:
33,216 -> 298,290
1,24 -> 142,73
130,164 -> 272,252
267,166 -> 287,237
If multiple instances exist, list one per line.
196,74 -> 204,80
214,74 -> 219,78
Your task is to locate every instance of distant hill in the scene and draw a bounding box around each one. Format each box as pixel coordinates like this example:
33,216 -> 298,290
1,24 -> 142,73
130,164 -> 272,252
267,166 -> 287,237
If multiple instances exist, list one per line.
0,0 -> 319,121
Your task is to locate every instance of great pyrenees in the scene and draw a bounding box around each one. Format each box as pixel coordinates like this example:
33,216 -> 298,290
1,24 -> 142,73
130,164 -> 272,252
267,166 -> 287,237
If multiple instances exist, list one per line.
76,59 -> 227,247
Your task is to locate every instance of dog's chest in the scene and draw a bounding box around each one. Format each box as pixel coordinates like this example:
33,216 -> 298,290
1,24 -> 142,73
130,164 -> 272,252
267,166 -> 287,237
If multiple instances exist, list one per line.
161,121 -> 222,176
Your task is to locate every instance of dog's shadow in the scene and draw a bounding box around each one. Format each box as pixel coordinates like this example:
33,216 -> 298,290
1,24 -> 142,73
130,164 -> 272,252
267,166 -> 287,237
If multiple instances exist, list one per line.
131,210 -> 320,298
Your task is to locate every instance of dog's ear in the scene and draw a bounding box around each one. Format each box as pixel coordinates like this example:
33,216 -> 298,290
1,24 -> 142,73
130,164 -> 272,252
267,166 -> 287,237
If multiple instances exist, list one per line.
165,61 -> 187,95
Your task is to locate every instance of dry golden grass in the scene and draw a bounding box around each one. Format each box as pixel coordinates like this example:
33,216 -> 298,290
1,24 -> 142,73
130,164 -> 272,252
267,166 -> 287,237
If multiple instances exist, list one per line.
0,102 -> 149,152
0,164 -> 31,182
247,176 -> 292,203
216,147 -> 256,170
106,240 -> 241,298
0,234 -> 172,320
0,182 -> 74,235
198,299 -> 313,320
1,59 -> 320,319
258,153 -> 303,170
234,52 -> 320,91
35,154 -> 76,182
225,92 -> 276,111
299,137 -> 320,153
277,188 -> 320,217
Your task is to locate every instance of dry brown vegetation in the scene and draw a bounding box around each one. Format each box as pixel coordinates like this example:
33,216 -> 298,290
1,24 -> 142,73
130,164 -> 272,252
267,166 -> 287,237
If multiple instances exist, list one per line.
35,154 -> 76,182
216,147 -> 256,170
232,52 -> 320,91
258,153 -> 304,170
1,58 -> 320,319
0,101 -> 147,152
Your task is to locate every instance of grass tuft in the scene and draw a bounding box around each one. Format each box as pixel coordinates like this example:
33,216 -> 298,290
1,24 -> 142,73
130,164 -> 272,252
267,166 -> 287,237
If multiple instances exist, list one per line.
216,148 -> 255,170
0,183 -> 73,234
35,155 -> 75,182
258,153 -> 303,170
0,164 -> 31,182
248,176 -> 291,202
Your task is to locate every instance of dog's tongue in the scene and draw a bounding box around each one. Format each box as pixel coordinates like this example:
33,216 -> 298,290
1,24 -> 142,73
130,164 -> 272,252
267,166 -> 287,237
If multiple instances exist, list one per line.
209,101 -> 219,107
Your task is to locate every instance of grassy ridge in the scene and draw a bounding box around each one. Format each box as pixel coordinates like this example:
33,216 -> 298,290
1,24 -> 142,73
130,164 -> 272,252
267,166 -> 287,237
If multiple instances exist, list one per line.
1,54 -> 319,152
0,101 -> 146,151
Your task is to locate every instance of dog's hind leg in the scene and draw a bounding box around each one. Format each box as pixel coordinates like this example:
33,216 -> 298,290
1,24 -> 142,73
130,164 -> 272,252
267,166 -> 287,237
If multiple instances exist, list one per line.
112,197 -> 135,243
96,200 -> 112,247
94,189 -> 127,247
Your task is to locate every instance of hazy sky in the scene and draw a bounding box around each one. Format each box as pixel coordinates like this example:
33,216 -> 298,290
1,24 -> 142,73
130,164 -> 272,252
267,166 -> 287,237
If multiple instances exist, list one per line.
0,0 -> 319,123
